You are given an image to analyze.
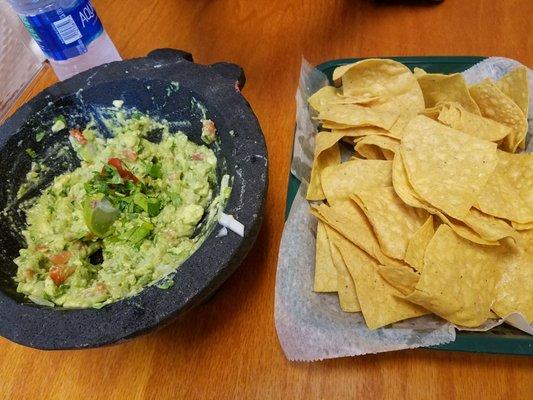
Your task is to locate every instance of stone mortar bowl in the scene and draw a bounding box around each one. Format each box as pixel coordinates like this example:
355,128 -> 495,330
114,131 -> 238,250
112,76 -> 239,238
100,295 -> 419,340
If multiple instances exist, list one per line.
0,49 -> 268,349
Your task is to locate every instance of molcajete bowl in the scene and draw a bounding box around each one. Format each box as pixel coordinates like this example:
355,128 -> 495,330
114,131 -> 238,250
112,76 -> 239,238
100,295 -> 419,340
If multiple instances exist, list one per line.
0,49 -> 268,349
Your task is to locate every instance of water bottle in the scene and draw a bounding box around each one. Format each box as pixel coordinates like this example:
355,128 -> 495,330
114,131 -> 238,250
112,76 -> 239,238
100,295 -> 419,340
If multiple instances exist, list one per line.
7,0 -> 121,80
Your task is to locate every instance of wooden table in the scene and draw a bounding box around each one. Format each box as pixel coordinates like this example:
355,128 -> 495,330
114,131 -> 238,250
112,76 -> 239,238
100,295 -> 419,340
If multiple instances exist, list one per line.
1,1 -> 532,398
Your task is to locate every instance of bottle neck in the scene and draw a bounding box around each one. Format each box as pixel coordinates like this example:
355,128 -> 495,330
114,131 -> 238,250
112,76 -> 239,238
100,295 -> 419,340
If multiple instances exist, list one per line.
8,0 -> 80,16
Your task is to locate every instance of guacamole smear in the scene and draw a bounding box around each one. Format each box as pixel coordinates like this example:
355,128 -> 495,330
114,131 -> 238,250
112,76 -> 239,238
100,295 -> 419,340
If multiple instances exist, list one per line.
15,110 -> 228,308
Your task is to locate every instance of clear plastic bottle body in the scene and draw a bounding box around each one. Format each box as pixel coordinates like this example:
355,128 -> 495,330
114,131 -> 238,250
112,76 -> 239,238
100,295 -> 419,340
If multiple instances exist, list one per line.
7,0 -> 121,80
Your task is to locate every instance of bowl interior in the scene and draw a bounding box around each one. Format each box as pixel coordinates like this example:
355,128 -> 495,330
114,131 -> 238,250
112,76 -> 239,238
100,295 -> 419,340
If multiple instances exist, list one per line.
0,78 -> 231,304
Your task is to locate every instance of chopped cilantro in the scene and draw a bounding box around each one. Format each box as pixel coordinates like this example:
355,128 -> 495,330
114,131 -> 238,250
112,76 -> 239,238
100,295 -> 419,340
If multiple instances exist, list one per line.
146,160 -> 163,179
156,278 -> 174,290
25,148 -> 37,158
35,130 -> 46,142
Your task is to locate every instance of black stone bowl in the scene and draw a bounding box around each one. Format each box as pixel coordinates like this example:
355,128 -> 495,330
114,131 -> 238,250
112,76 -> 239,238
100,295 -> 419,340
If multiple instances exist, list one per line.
0,49 -> 267,349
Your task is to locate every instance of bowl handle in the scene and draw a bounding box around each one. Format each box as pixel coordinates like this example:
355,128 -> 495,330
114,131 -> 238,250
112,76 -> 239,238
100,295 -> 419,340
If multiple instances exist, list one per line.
146,48 -> 245,90
147,48 -> 194,62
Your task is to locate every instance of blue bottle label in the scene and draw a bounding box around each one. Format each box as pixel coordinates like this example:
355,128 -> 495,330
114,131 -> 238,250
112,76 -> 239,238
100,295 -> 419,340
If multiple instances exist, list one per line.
20,0 -> 104,61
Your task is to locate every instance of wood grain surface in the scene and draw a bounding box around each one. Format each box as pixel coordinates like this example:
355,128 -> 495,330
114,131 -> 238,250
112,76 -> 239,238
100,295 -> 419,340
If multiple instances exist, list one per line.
1,1 -> 532,399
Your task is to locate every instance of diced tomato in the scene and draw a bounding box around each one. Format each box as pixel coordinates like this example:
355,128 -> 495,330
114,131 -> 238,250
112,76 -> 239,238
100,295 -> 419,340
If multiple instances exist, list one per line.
107,158 -> 140,183
49,250 -> 71,265
49,265 -> 74,286
107,157 -> 122,170
69,128 -> 87,145
191,153 -> 204,161
123,149 -> 138,161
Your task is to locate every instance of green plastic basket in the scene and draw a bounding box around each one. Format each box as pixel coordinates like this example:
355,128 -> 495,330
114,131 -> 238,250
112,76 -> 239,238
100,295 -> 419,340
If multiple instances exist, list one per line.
285,56 -> 532,355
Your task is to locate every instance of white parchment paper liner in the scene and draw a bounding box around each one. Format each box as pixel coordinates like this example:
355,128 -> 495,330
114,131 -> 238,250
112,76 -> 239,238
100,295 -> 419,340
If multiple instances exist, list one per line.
275,57 -> 532,361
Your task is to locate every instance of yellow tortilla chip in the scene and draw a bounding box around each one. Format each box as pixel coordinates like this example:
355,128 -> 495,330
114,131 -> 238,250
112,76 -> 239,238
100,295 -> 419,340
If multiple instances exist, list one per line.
306,131 -> 342,200
321,121 -> 361,130
354,143 -> 383,160
310,203 -> 404,268
309,86 -> 342,112
404,215 -> 434,272
325,226 -> 361,312
332,63 -> 356,86
391,152 -> 428,209
401,115 -> 498,220
317,104 -> 399,131
477,151 -> 533,224
335,239 -> 428,330
512,221 -> 533,231
461,208 -> 519,243
333,126 -> 401,140
376,264 -> 420,296
469,79 -> 528,152
417,72 -> 481,114
404,225 -> 502,327
492,231 -> 533,323
392,152 -> 499,246
321,160 -> 392,205
413,67 -> 427,78
354,135 -> 400,161
309,86 -> 379,113
351,187 -> 428,260
421,106 -> 441,120
313,221 -> 337,292
437,102 -> 512,142
496,66 -> 529,117
441,216 -> 500,246
337,59 -> 425,117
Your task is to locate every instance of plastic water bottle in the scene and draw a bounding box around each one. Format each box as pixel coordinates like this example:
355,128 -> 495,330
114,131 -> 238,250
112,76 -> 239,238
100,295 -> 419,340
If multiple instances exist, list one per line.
7,0 -> 121,80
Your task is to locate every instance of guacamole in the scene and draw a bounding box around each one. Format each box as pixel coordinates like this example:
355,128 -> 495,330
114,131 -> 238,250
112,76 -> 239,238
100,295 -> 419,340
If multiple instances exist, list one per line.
15,110 -> 227,308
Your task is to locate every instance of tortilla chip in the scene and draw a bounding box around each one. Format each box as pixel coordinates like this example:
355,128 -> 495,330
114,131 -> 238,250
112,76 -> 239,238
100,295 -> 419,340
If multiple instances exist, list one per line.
477,151 -> 533,224
461,208 -> 519,243
313,221 -> 338,292
317,104 -> 399,131
413,67 -> 427,78
469,79 -> 528,152
335,239 -> 428,330
376,264 -> 420,296
355,144 -> 383,160
351,187 -> 428,260
306,131 -> 342,200
437,102 -> 512,142
441,216 -> 500,246
392,152 -> 428,209
333,126 -> 401,140
421,106 -> 441,120
332,63 -> 356,86
324,226 -> 361,312
355,135 -> 400,161
404,215 -> 434,272
404,225 -> 502,327
309,86 -> 379,113
309,86 -> 342,112
417,73 -> 481,114
337,59 -> 425,117
310,203 -> 404,268
496,66 -> 529,117
401,115 -> 498,220
392,152 -> 499,246
492,232 -> 533,323
511,221 -> 533,231
321,160 -> 392,205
